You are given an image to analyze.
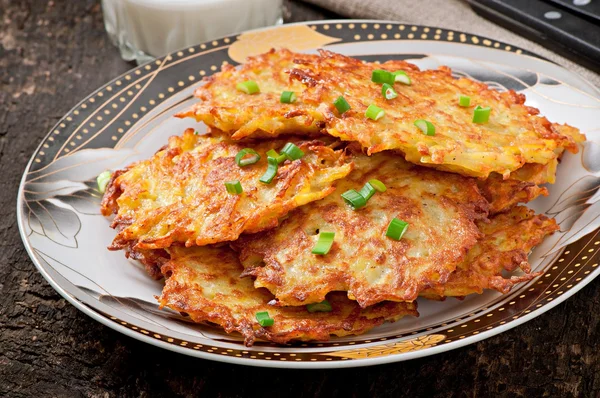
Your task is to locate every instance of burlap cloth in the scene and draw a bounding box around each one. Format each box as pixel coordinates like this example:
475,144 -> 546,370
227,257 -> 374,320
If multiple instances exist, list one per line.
303,0 -> 600,87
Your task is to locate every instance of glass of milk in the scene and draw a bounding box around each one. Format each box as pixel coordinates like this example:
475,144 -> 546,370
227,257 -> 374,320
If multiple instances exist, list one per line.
101,0 -> 283,64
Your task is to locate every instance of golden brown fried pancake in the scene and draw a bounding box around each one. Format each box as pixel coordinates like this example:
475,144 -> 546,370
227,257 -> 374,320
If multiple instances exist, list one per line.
179,48 -> 584,179
421,206 -> 558,299
101,128 -> 352,250
158,245 -> 418,346
233,151 -> 489,307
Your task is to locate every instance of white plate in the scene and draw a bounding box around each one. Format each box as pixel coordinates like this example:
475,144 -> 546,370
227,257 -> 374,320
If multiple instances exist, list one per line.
17,20 -> 600,368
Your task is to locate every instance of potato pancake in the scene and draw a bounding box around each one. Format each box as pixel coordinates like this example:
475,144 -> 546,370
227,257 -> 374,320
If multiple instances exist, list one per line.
101,128 -> 352,250
158,245 -> 418,346
420,206 -> 558,299
233,151 -> 489,308
179,48 -> 583,178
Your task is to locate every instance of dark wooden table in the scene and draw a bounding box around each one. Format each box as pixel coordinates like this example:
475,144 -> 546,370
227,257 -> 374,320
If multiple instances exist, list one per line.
2,1 -> 599,396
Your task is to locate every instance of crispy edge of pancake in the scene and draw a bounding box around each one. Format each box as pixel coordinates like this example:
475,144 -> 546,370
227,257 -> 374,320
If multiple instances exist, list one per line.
480,121 -> 587,214
420,206 -> 559,300
122,245 -> 169,280
233,150 -> 489,307
157,246 -> 418,346
478,170 -> 549,215
101,129 -> 353,251
481,123 -> 587,214
481,134 -> 585,214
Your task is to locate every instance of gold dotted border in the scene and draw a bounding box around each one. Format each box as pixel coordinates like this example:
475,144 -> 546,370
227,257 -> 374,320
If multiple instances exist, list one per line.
96,311 -> 350,362
46,61 -> 160,160
35,39 -> 231,166
314,22 -> 525,55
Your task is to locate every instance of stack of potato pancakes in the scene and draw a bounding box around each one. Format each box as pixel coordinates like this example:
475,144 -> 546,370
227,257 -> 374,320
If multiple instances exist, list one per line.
100,49 -> 585,346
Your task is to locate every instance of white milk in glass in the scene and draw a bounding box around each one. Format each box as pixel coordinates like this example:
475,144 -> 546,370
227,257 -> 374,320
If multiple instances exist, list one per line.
102,0 -> 283,63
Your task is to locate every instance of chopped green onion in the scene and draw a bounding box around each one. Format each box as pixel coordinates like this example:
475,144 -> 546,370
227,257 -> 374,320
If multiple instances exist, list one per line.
359,179 -> 387,202
235,148 -> 261,167
266,149 -> 279,158
311,231 -> 335,255
473,105 -> 491,124
393,70 -> 411,85
224,180 -> 243,195
414,119 -> 436,136
386,218 -> 409,240
334,96 -> 351,114
368,179 -> 387,192
193,130 -> 201,135
381,83 -> 398,100
359,182 -> 377,201
281,142 -> 304,161
341,189 -> 367,210
459,95 -> 471,107
255,311 -> 274,327
365,104 -> 385,121
236,80 -> 260,94
97,171 -> 112,194
266,149 -> 286,164
371,69 -> 395,85
280,91 -> 297,103
259,157 -> 279,184
306,300 -> 333,313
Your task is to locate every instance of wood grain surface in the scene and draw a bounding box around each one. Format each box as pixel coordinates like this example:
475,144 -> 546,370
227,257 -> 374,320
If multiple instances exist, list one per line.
1,1 -> 599,397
